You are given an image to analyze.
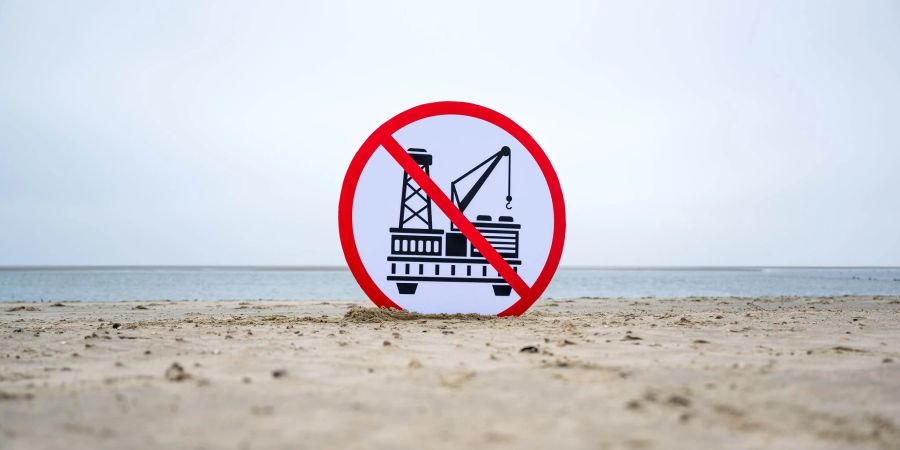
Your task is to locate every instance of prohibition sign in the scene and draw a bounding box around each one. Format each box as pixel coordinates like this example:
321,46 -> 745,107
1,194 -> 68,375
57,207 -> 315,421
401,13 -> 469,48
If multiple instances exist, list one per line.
339,101 -> 565,316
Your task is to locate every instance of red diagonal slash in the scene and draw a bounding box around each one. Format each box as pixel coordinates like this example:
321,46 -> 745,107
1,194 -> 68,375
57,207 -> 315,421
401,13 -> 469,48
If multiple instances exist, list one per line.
378,132 -> 531,298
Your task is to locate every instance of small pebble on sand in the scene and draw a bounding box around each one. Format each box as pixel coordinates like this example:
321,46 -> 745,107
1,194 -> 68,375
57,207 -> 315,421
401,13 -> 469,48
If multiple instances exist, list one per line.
165,362 -> 190,382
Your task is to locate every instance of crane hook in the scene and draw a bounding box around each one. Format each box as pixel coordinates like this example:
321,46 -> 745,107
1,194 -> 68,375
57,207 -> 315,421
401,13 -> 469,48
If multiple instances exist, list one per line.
506,195 -> 512,210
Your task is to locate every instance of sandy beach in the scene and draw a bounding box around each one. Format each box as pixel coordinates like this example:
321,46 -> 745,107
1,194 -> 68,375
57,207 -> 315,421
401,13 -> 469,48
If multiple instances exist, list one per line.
2,296 -> 899,449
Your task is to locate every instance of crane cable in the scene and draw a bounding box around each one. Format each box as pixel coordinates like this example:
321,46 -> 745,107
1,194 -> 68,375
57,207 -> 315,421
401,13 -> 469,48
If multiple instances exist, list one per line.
506,150 -> 513,209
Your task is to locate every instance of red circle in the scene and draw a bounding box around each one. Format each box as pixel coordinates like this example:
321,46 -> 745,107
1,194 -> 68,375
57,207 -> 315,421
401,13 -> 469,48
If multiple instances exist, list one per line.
338,101 -> 566,316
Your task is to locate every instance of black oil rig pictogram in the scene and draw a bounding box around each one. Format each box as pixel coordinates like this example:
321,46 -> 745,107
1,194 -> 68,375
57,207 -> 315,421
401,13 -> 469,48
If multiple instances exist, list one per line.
386,147 -> 521,296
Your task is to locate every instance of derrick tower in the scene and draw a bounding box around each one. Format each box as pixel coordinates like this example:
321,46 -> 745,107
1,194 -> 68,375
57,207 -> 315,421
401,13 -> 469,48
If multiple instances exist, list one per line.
397,148 -> 433,230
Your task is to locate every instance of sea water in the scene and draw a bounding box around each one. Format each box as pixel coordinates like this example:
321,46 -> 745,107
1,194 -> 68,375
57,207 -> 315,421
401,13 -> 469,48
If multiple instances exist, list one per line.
1,267 -> 899,302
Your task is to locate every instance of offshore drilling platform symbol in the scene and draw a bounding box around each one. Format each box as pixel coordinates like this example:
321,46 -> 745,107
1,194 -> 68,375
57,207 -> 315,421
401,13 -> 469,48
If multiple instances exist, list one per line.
387,147 -> 521,296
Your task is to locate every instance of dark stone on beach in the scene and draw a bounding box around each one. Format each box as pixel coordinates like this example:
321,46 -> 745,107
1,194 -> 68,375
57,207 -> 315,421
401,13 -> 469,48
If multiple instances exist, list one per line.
111,323 -> 121,329
622,335 -> 643,341
832,346 -> 867,353
0,391 -> 34,401
272,369 -> 288,379
165,362 -> 190,382
667,395 -> 692,407
520,346 -> 540,353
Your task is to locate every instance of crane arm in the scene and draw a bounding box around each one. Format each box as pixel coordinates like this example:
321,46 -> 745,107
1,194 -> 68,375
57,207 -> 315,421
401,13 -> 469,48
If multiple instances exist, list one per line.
450,146 -> 512,214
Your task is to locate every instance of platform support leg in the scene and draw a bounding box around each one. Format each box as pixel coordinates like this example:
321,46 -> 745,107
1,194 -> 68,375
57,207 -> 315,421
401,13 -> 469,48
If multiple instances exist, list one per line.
492,284 -> 512,296
397,283 -> 418,295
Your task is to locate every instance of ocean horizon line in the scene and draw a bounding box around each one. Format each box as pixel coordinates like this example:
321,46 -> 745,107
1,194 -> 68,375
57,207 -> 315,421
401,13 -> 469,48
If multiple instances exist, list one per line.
1,265 -> 899,272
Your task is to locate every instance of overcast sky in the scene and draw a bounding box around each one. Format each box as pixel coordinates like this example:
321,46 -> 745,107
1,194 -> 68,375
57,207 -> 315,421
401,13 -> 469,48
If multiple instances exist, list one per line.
1,1 -> 899,266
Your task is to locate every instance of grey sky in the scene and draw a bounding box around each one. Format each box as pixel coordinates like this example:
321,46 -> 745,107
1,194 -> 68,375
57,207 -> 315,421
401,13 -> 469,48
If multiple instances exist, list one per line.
1,1 -> 899,266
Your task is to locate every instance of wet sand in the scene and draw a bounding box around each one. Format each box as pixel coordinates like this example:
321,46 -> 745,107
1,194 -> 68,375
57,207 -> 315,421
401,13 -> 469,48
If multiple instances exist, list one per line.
2,296 -> 899,449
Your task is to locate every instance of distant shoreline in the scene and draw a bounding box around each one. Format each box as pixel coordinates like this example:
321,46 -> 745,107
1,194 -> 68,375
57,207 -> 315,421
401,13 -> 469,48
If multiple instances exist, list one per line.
1,265 -> 899,272
0,265 -> 352,272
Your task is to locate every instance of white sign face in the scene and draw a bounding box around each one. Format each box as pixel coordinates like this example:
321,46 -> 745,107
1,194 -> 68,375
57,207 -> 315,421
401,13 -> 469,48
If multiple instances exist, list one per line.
340,102 -> 565,316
